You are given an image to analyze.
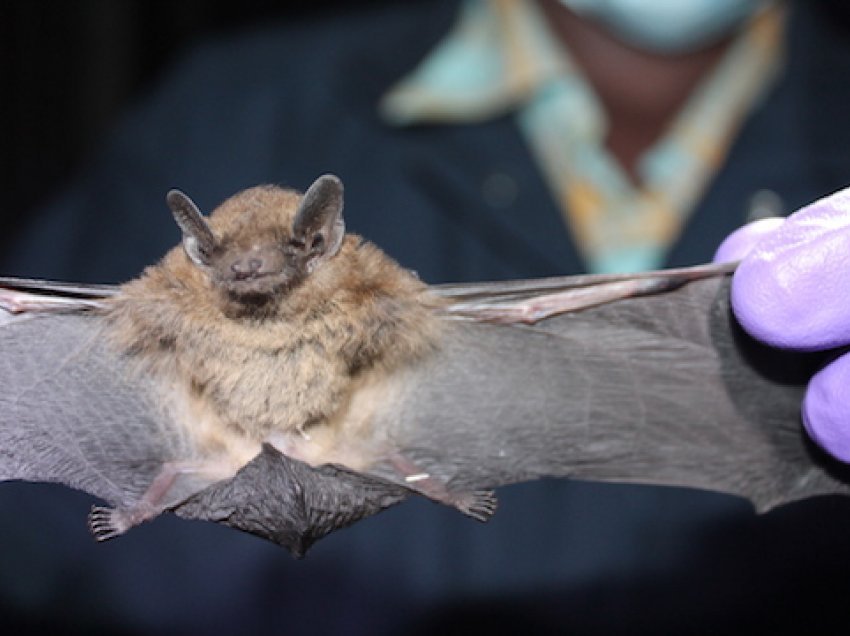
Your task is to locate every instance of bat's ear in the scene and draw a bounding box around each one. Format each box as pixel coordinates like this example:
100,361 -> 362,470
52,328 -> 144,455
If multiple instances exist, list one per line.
166,189 -> 218,268
292,174 -> 345,273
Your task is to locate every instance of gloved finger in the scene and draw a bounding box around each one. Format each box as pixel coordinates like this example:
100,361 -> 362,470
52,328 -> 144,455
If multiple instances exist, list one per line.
730,186 -> 850,350
803,351 -> 850,463
713,217 -> 785,263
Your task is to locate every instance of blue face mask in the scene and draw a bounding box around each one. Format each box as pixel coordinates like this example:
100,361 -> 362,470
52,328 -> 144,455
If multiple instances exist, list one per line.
558,0 -> 767,53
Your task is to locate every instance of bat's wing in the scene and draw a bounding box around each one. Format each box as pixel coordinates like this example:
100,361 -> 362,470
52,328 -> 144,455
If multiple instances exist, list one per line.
369,266 -> 850,513
2,266 -> 848,555
0,279 -> 189,504
0,278 -> 408,554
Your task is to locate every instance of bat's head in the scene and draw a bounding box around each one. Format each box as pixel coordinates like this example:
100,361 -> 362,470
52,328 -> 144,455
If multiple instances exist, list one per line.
167,175 -> 345,303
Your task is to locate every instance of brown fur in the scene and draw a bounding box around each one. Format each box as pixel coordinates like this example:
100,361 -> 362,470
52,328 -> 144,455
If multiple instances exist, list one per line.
102,184 -> 443,466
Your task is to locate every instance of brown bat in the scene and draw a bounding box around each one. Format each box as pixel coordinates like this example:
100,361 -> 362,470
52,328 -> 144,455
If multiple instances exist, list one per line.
1,174 -> 848,556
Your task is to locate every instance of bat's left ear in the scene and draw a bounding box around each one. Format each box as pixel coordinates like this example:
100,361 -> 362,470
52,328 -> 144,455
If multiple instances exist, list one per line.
292,174 -> 345,273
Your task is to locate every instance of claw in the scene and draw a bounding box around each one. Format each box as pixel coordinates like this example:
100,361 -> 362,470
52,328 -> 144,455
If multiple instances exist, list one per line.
453,489 -> 498,522
88,506 -> 130,542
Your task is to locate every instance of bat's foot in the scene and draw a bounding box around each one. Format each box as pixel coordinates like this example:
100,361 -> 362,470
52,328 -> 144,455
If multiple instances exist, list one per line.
88,506 -> 131,542
389,453 -> 499,522
452,489 -> 498,522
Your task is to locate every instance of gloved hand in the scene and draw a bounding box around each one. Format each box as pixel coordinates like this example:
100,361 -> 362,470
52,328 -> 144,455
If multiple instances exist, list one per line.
714,187 -> 850,463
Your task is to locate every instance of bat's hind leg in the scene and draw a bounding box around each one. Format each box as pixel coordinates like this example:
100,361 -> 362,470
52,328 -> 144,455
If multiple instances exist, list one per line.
88,460 -> 233,541
390,455 -> 497,522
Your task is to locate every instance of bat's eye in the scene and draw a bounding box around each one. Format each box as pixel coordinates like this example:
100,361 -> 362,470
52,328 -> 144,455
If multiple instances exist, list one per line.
288,238 -> 306,250
311,235 -> 324,251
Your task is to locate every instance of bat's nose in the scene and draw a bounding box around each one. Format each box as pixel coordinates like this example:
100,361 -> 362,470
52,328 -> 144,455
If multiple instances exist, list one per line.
231,257 -> 264,278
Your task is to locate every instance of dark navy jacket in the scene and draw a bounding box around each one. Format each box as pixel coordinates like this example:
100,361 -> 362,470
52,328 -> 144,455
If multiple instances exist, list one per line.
2,1 -> 850,633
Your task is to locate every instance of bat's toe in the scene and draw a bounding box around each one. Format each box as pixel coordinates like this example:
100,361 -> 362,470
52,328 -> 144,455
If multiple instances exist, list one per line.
454,489 -> 498,522
88,505 -> 129,542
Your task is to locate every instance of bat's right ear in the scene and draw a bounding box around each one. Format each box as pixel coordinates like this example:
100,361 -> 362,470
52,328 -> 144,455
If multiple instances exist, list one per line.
166,189 -> 218,267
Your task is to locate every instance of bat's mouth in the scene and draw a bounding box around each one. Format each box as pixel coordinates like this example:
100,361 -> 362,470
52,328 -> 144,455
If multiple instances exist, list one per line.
220,268 -> 302,304
230,269 -> 272,282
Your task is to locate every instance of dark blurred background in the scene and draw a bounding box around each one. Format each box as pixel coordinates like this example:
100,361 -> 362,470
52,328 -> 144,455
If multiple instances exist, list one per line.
0,0 -> 401,250
4,0 -> 850,254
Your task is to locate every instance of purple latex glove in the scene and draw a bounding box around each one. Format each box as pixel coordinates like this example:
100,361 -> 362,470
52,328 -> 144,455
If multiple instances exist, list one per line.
714,187 -> 850,462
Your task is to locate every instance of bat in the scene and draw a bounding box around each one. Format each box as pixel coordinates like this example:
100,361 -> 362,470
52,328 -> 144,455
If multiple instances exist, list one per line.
1,174 -> 848,557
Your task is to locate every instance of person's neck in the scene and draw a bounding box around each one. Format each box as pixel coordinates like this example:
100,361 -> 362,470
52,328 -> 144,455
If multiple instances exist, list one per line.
537,0 -> 732,184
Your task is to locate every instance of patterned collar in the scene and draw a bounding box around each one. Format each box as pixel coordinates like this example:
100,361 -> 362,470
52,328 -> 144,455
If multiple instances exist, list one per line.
380,0 -> 786,273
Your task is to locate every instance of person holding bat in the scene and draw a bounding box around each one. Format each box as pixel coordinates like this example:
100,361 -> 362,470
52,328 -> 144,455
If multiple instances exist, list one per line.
717,188 -> 850,463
